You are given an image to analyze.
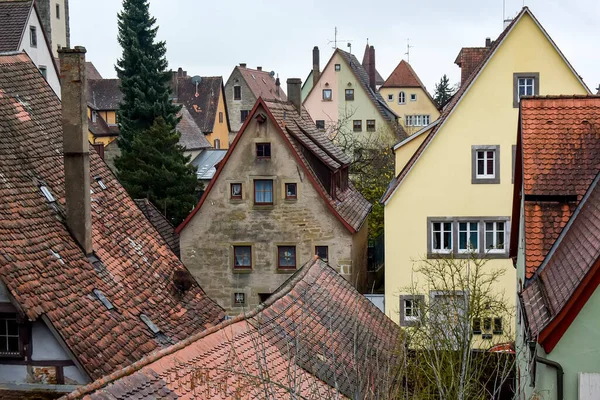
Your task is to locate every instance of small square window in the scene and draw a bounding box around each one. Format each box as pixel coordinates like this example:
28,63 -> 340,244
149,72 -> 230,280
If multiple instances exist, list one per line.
315,120 -> 325,130
410,93 -> 417,101
285,183 -> 297,199
353,120 -> 362,132
230,183 -> 242,199
233,86 -> 241,100
278,246 -> 297,269
400,295 -> 424,327
335,64 -> 341,71
233,246 -> 252,269
254,179 -> 273,204
234,292 -> 246,305
322,89 -> 332,101
240,110 -> 250,123
513,73 -> 539,107
485,221 -> 506,252
387,94 -> 394,102
472,318 -> 482,334
315,246 -> 328,262
366,120 -> 376,132
472,146 -> 500,184
345,89 -> 354,101
256,143 -> 271,158
30,26 -> 37,48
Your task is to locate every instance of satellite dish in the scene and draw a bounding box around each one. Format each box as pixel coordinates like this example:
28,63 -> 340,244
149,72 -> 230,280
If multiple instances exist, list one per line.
191,75 -> 202,84
269,71 -> 275,77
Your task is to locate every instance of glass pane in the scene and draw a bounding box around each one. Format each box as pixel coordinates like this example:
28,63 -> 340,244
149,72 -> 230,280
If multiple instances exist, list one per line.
477,159 -> 484,175
486,222 -> 493,231
6,319 -> 17,336
286,184 -> 296,197
459,231 -> 467,249
486,232 -> 494,249
443,232 -> 452,249
433,232 -> 441,250
443,223 -> 452,232
470,222 -> 478,231
8,337 -> 19,352
487,158 -> 494,175
234,247 -> 251,267
0,338 -> 6,352
497,232 -> 505,249
0,320 -> 6,335
497,222 -> 505,231
459,222 -> 467,231
470,231 -> 478,249
279,247 -> 296,267
433,222 -> 441,232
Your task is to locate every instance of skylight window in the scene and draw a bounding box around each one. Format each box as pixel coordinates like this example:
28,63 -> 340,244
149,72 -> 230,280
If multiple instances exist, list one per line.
40,186 -> 56,202
93,289 -> 114,310
140,314 -> 161,334
95,176 -> 107,190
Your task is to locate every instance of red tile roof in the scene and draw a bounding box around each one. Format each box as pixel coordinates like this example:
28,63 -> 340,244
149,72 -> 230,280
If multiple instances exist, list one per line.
0,0 -> 31,52
521,172 -> 600,351
238,66 -> 287,101
177,98 -> 372,234
381,7 -> 590,205
0,52 -> 224,380
520,95 -> 600,277
63,258 -> 402,399
382,60 -> 425,89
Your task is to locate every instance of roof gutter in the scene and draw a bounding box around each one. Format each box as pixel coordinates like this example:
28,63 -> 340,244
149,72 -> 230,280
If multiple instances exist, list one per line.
535,356 -> 563,400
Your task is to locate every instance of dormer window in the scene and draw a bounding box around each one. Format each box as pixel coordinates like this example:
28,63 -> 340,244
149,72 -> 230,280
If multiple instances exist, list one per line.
256,143 -> 271,159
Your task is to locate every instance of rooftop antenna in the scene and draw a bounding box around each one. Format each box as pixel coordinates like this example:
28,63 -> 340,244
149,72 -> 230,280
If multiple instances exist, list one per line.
327,26 -> 352,50
405,38 -> 413,63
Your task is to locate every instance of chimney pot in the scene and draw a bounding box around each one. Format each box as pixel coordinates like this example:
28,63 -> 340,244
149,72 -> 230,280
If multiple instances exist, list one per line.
58,46 -> 93,255
368,45 -> 376,91
485,37 -> 491,47
257,66 -> 262,71
287,78 -> 302,115
239,63 -> 247,68
312,46 -> 321,86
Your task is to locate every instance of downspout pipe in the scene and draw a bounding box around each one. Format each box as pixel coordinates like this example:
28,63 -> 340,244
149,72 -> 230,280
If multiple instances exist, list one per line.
536,356 -> 563,400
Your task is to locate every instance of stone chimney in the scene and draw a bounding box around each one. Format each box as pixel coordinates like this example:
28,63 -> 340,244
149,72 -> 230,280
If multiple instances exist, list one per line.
485,37 -> 492,47
275,76 -> 281,96
312,46 -> 320,86
257,66 -> 262,71
239,63 -> 247,68
368,45 -> 376,91
287,78 -> 302,115
58,46 -> 92,255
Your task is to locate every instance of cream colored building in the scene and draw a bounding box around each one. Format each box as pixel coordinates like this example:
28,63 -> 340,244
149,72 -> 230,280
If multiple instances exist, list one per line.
381,7 -> 589,344
379,60 -> 440,136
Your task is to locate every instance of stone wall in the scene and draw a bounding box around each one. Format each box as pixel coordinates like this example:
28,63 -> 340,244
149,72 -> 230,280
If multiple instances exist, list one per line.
180,103 -> 360,314
223,67 -> 257,133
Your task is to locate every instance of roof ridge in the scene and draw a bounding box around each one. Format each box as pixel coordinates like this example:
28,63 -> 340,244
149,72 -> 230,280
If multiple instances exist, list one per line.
62,257 -> 322,399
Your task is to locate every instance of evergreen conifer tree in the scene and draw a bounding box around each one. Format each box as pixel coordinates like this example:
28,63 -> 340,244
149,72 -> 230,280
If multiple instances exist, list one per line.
433,74 -> 455,108
114,0 -> 197,224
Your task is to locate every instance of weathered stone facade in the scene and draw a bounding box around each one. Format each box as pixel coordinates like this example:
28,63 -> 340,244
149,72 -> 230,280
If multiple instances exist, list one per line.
180,102 -> 368,314
224,67 -> 258,133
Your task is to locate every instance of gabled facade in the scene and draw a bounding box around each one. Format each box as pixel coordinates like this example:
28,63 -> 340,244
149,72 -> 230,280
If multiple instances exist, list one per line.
0,0 -> 60,96
381,7 -> 589,334
64,258 -> 401,400
0,50 -> 223,397
177,80 -> 371,313
513,96 -> 600,400
224,63 -> 286,134
303,47 -> 402,146
379,60 -> 440,135
172,68 -> 231,152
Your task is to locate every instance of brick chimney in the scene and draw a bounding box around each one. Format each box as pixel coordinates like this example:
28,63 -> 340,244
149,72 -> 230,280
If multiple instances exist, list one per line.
368,45 -> 376,91
275,76 -> 280,96
287,78 -> 302,115
455,42 -> 489,87
58,46 -> 92,255
257,66 -> 262,71
312,46 -> 320,86
239,63 -> 247,68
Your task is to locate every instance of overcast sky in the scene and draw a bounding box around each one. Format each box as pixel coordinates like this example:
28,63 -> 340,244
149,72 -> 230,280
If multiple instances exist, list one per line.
71,0 -> 599,93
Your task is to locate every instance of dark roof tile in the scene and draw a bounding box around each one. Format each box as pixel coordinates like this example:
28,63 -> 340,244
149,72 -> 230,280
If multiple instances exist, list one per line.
0,0 -> 31,52
175,76 -> 224,133
134,199 -> 180,258
238,67 -> 286,101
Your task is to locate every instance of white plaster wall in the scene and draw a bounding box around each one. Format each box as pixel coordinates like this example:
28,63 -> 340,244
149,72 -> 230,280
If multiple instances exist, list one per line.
64,365 -> 89,384
31,320 -> 70,360
20,9 -> 61,97
0,281 -> 11,302
0,365 -> 28,383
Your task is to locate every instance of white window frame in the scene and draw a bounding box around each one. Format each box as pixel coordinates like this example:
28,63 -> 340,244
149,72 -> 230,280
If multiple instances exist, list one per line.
517,77 -> 535,100
410,93 -> 417,101
398,91 -> 406,104
458,221 -> 479,253
387,93 -> 394,102
404,298 -> 420,322
485,221 -> 506,253
405,115 -> 413,126
423,115 -> 430,125
431,221 -> 452,254
476,149 -> 496,179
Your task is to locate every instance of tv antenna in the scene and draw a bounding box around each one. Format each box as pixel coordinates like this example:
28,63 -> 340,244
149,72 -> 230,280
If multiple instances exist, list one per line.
327,27 -> 352,50
405,38 -> 414,63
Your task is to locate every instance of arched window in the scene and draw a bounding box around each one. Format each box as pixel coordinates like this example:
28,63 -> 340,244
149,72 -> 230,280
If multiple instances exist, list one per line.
399,91 -> 406,104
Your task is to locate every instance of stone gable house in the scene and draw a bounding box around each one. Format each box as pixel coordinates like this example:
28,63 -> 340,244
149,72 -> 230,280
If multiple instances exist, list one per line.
177,79 -> 371,313
224,63 -> 286,135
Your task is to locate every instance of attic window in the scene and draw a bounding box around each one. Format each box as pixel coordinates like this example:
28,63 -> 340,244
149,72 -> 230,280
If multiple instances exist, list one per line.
30,26 -> 37,48
93,289 -> 114,310
140,314 -> 161,334
335,64 -> 341,71
95,176 -> 107,190
40,186 -> 56,203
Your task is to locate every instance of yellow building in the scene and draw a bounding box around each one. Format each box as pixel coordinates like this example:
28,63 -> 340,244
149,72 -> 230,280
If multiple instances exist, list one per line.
379,60 -> 440,135
381,7 -> 589,341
